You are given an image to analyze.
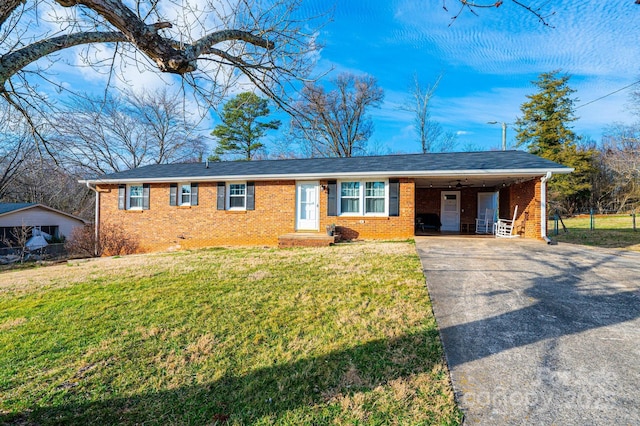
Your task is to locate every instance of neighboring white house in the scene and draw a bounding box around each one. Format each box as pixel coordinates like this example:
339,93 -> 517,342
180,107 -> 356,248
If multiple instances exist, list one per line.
0,203 -> 87,246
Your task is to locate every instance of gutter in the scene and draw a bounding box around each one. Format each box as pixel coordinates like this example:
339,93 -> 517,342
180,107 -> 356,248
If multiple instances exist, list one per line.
540,172 -> 556,245
85,182 -> 100,256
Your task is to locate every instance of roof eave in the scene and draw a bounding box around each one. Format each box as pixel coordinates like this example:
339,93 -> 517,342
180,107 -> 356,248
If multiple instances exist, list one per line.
80,167 -> 573,185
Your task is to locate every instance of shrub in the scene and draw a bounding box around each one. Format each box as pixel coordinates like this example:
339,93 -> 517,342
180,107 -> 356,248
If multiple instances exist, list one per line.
66,223 -> 140,257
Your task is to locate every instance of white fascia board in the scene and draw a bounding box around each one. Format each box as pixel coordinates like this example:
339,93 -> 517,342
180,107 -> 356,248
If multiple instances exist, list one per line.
80,167 -> 573,185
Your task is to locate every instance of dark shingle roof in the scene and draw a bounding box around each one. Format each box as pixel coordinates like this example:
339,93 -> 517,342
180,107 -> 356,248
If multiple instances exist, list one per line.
87,150 -> 571,183
0,203 -> 36,215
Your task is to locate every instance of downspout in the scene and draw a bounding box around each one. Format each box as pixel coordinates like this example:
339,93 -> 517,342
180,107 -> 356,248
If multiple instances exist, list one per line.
540,172 -> 555,244
85,182 -> 100,256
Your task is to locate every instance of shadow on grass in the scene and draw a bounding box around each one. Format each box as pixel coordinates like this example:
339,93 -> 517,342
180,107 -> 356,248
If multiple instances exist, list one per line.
1,331 -> 454,425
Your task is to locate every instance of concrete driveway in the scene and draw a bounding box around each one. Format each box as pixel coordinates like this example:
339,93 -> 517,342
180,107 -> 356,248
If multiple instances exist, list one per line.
416,236 -> 640,425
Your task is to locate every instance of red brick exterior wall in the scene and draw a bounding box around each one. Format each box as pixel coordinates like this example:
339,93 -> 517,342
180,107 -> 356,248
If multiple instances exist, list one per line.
97,176 -> 545,252
97,178 -> 415,252
499,178 -> 542,239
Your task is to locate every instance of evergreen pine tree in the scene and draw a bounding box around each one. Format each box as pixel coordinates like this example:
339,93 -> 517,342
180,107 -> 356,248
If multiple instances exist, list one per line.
515,71 -> 596,214
212,92 -> 280,161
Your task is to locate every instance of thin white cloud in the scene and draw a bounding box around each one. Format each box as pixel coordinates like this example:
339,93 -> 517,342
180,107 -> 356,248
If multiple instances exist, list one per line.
392,0 -> 640,77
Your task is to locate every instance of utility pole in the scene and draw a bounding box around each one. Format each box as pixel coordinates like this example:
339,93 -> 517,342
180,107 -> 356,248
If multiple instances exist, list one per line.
488,121 -> 508,151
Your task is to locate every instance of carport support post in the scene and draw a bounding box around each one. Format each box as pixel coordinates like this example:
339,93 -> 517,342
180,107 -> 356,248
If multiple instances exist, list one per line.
540,172 -> 553,242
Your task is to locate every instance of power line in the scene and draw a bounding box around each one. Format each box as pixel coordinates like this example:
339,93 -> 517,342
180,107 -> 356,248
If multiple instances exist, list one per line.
575,79 -> 640,110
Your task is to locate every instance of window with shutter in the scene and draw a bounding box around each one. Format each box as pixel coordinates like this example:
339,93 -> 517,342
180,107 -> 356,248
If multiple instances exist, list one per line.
337,180 -> 389,216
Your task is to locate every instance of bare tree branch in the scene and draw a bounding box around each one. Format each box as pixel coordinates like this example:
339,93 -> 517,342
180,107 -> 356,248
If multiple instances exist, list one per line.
444,0 -> 557,26
1,0 -> 324,136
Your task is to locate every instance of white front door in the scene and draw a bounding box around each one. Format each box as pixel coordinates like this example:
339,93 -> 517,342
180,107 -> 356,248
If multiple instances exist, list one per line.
296,182 -> 319,231
440,191 -> 460,232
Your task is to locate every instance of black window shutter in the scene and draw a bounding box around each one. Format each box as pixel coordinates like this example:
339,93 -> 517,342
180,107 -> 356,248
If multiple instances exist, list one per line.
169,183 -> 177,206
217,182 -> 226,210
327,180 -> 337,216
118,185 -> 126,210
246,182 -> 255,210
191,183 -> 198,206
389,179 -> 399,217
142,184 -> 150,210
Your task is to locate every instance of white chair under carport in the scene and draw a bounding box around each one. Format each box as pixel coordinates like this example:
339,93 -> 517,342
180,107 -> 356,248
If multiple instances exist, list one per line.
475,208 -> 495,234
494,205 -> 520,238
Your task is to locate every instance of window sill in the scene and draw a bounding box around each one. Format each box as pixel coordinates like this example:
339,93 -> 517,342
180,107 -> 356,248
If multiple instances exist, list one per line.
177,205 -> 192,209
125,209 -> 145,213
225,210 -> 247,214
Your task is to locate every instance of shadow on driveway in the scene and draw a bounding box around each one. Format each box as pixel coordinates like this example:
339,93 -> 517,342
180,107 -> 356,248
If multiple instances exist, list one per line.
416,237 -> 640,425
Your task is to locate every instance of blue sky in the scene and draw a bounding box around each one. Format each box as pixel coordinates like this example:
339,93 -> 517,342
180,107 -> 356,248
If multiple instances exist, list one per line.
295,0 -> 640,153
30,0 -> 640,156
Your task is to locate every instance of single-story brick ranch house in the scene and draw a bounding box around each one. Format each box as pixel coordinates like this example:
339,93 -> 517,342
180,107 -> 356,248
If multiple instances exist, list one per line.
81,151 -> 572,252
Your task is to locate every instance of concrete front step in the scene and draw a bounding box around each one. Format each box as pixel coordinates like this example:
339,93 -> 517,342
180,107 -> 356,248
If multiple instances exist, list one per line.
278,233 -> 339,248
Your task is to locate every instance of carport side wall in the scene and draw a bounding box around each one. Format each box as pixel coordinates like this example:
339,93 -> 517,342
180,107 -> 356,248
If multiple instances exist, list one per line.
507,179 -> 542,239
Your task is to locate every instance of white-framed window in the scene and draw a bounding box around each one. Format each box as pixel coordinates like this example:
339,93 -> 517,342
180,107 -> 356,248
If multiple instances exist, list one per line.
170,182 -> 198,207
340,181 -> 360,214
228,182 -> 247,210
128,184 -> 143,209
365,181 -> 386,214
338,180 -> 388,216
180,183 -> 191,205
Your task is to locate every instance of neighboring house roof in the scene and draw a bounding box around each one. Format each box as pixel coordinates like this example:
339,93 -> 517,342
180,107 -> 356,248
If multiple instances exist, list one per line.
0,203 -> 37,215
0,203 -> 87,223
82,150 -> 573,185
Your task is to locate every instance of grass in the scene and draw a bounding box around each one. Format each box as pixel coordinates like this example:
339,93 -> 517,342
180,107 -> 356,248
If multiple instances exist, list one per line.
0,242 -> 461,425
549,214 -> 640,251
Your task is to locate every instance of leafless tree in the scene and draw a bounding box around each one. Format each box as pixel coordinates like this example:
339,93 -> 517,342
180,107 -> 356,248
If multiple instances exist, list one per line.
51,89 -> 208,175
403,73 -> 452,153
600,123 -> 640,212
0,0 -> 323,147
4,157 -> 94,218
0,105 -> 35,199
290,73 -> 384,157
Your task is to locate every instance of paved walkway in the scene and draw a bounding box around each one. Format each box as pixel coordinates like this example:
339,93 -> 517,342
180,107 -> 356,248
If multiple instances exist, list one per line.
415,237 -> 640,425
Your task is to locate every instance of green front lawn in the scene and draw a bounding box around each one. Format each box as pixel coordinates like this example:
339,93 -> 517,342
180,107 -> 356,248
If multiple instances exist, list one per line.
549,214 -> 640,251
0,242 -> 461,425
